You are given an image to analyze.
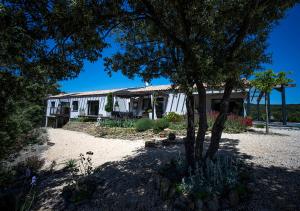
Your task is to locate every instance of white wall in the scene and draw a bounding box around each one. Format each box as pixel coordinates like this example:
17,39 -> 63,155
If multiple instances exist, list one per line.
165,91 -> 246,115
47,95 -> 110,118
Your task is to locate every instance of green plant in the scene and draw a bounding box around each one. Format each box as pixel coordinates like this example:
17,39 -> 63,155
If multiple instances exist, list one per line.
153,118 -> 170,133
105,93 -> 113,112
65,159 -> 77,170
164,112 -> 183,123
99,119 -> 136,128
14,156 -> 45,175
135,118 -> 154,132
255,124 -> 265,128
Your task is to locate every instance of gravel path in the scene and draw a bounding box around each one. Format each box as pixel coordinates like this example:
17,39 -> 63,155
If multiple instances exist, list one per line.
221,128 -> 300,210
33,127 -> 300,210
42,128 -> 145,169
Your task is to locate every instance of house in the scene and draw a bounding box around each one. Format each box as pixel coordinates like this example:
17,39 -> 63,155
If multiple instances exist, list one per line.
45,84 -> 248,127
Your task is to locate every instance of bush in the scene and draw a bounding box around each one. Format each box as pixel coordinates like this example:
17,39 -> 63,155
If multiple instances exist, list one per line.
135,118 -> 153,132
164,112 -> 183,123
65,159 -> 77,170
153,118 -> 170,133
255,124 -> 265,128
76,116 -> 97,122
98,119 -> 136,128
14,156 -> 45,175
207,112 -> 250,133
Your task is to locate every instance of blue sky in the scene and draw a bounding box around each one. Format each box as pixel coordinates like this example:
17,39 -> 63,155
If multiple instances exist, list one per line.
60,5 -> 300,104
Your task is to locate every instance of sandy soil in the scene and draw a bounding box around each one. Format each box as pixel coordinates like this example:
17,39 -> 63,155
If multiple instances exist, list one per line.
42,128 -> 145,169
31,127 -> 300,210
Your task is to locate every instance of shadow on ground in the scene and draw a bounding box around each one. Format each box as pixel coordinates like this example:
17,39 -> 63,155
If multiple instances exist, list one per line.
33,138 -> 300,211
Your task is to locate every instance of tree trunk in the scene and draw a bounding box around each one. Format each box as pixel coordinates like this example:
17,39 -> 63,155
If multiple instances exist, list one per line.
185,91 -> 196,171
265,93 -> 269,134
205,82 -> 233,160
195,82 -> 208,163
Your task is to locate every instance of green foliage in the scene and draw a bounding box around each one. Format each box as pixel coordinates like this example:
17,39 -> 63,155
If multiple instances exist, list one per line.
255,124 -> 265,128
173,155 -> 239,199
98,119 -> 136,128
135,118 -> 154,132
207,112 -> 251,133
105,93 -> 114,112
153,118 -> 170,133
163,112 -> 183,123
251,70 -> 293,93
65,159 -> 77,170
75,116 -> 97,122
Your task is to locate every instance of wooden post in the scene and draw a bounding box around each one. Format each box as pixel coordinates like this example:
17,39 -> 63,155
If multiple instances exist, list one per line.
256,102 -> 260,121
246,91 -> 251,116
265,93 -> 269,133
281,85 -> 287,125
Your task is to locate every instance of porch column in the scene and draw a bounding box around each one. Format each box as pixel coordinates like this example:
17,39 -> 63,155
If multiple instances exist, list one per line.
281,85 -> 287,125
150,94 -> 157,120
246,91 -> 251,117
45,116 -> 48,127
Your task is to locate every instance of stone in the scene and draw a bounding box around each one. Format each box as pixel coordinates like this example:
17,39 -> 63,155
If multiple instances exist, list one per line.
228,190 -> 239,207
145,140 -> 157,148
195,199 -> 203,210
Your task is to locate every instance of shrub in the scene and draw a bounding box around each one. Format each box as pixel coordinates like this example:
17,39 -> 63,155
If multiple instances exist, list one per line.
14,156 -> 45,175
164,112 -> 183,123
255,124 -> 265,128
153,118 -> 170,133
98,119 -> 136,128
65,159 -> 77,170
135,118 -> 153,132
169,122 -> 186,130
105,93 -> 113,112
207,112 -> 250,133
166,154 -> 240,200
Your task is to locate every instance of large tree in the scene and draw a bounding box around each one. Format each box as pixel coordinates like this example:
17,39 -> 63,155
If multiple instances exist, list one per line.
103,0 -> 298,169
0,0 -> 110,155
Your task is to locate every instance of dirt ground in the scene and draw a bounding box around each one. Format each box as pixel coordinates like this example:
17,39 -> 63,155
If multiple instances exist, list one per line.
30,127 -> 300,210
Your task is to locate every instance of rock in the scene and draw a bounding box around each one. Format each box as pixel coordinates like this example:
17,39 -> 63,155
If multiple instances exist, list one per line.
145,140 -> 157,148
228,190 -> 239,207
168,133 -> 176,141
207,196 -> 219,211
195,199 -> 203,210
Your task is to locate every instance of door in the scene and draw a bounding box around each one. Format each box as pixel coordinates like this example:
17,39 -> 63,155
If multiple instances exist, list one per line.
88,101 -> 99,116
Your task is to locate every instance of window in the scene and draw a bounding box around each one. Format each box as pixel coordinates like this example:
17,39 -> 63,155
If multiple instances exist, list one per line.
72,101 -> 78,111
51,101 -> 55,107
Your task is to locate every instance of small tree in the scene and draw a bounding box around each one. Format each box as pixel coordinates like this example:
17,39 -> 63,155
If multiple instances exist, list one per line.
251,70 -> 292,133
105,93 -> 114,112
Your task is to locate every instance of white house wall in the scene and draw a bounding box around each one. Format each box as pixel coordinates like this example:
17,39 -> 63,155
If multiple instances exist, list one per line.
165,93 -> 186,114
